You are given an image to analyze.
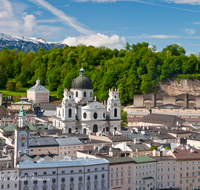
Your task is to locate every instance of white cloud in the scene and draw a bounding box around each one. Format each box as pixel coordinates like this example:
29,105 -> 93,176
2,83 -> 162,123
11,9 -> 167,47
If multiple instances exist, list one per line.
194,22 -> 200,25
23,14 -> 36,36
31,0 -> 93,35
62,33 -> 126,49
164,0 -> 200,5
185,28 -> 195,35
34,10 -> 43,16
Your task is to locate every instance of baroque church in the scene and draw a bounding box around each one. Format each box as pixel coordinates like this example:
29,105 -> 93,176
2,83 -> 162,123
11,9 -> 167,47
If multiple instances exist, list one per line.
53,68 -> 121,135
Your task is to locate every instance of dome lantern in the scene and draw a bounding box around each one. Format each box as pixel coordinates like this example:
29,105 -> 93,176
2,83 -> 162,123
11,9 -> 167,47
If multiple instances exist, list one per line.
79,68 -> 85,76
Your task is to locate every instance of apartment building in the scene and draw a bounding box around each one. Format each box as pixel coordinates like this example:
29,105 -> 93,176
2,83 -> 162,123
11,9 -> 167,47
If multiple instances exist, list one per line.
171,145 -> 200,190
106,157 -> 135,190
153,156 -> 178,189
131,156 -> 157,190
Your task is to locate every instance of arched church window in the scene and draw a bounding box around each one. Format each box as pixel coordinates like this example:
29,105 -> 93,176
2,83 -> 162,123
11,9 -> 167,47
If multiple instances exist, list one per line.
68,128 -> 72,134
114,108 -> 117,117
76,91 -> 78,97
83,112 -> 87,119
93,112 -> 98,119
83,128 -> 87,134
90,92 -> 92,97
84,91 -> 86,97
93,125 -> 98,133
103,113 -> 105,118
69,109 -> 72,118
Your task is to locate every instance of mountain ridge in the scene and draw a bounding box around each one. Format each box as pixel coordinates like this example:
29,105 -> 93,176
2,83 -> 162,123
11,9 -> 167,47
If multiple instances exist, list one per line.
0,33 -> 65,53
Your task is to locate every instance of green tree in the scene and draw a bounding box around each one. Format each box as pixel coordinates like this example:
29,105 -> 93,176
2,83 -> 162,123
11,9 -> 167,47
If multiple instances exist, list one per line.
15,81 -> 22,91
0,66 -> 8,88
121,107 -> 128,127
150,146 -> 157,151
6,80 -> 13,91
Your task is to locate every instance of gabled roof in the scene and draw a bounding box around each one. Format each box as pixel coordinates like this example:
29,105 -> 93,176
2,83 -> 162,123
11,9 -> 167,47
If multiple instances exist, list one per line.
29,137 -> 59,147
127,143 -> 151,152
55,137 -> 83,146
27,83 -> 49,92
140,113 -> 185,126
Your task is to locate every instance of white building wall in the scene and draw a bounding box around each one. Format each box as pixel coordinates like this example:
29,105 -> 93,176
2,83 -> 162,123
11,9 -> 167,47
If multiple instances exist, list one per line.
0,169 -> 19,190
20,163 -> 109,190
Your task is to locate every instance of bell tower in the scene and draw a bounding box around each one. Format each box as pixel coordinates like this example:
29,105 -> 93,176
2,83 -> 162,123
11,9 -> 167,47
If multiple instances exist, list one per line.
107,89 -> 121,120
61,89 -> 76,121
14,102 -> 29,167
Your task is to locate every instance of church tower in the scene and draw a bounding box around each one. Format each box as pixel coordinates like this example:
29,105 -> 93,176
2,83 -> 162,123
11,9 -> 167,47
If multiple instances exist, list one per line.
14,102 -> 29,167
107,89 -> 121,120
61,89 -> 76,121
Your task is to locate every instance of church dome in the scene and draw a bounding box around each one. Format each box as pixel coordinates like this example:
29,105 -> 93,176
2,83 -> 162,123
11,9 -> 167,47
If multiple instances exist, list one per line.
71,68 -> 93,90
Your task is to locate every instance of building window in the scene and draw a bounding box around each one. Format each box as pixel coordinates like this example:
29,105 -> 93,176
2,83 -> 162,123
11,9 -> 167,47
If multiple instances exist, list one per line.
69,109 -> 72,118
95,175 -> 98,180
93,112 -> 98,119
24,180 -> 28,185
76,91 -> 78,97
52,178 -> 56,183
114,108 -> 117,117
84,91 -> 86,97
34,180 -> 37,185
83,112 -> 87,119
70,177 -> 74,182
61,178 -> 65,182
79,176 -> 82,181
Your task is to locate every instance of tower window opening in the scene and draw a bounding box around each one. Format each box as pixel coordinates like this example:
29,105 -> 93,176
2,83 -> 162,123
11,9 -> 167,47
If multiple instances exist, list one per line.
114,108 -> 117,117
69,109 -> 72,118
76,91 -> 78,97
84,91 -> 86,97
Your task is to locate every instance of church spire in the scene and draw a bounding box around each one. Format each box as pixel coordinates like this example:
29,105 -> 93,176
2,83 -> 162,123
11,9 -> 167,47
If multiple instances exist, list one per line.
18,101 -> 26,117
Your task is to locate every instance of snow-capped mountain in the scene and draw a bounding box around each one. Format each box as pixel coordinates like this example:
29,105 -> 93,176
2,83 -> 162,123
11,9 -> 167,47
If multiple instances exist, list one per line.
0,33 -> 65,53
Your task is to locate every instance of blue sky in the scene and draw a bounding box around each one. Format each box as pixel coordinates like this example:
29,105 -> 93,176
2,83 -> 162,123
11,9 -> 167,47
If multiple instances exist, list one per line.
1,0 -> 200,54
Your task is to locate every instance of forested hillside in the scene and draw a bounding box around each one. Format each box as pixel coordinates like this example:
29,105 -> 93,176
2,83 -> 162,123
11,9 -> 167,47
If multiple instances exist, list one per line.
0,42 -> 199,104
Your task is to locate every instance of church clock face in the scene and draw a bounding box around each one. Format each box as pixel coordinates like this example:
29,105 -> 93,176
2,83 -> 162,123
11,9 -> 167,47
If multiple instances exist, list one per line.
114,103 -> 117,106
68,103 -> 72,107
20,135 -> 26,142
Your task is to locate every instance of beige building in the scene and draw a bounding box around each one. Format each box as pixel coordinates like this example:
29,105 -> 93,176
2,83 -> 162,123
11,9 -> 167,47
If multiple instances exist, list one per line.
106,157 -> 135,190
27,79 -> 49,103
133,93 -> 200,108
9,98 -> 33,110
29,136 -> 59,155
170,145 -> 200,190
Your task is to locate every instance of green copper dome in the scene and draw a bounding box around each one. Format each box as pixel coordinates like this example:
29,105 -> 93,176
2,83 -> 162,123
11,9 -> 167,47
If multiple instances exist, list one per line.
71,68 -> 93,90
18,102 -> 26,117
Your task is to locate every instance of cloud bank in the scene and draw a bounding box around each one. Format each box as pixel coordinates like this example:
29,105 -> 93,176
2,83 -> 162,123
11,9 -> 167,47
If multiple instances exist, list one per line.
62,33 -> 126,49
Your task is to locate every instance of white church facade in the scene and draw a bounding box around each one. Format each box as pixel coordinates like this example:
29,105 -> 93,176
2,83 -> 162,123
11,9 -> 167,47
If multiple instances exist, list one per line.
53,68 -> 121,135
